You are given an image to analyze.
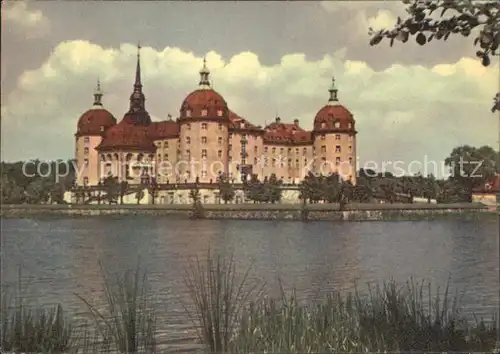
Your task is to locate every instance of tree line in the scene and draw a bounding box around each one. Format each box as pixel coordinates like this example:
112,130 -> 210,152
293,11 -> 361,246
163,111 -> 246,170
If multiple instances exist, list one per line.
1,145 -> 497,205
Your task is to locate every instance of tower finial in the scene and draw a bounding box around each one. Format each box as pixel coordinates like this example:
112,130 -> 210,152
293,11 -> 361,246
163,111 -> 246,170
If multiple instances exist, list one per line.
93,77 -> 103,107
199,55 -> 211,89
328,75 -> 339,105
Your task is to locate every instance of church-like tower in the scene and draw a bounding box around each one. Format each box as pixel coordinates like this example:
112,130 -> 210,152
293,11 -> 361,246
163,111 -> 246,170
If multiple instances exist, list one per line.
123,44 -> 151,125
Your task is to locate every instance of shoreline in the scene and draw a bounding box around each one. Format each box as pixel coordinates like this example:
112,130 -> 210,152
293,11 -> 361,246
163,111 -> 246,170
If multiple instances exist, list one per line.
0,202 -> 491,221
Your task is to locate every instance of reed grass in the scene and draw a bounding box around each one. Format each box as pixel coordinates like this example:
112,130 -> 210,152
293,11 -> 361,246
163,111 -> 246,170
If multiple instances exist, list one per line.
183,252 -> 498,353
1,256 -> 497,353
182,249 -> 264,353
1,269 -> 74,352
75,261 -> 157,353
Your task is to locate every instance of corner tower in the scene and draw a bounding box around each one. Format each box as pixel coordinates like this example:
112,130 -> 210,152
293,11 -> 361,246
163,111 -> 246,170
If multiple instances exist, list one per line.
312,76 -> 357,183
75,79 -> 116,186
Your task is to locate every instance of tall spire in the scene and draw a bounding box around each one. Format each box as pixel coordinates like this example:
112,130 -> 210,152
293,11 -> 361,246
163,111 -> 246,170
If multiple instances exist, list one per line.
129,42 -> 146,113
93,77 -> 103,107
328,76 -> 339,105
134,42 -> 142,88
126,42 -> 151,125
199,56 -> 211,89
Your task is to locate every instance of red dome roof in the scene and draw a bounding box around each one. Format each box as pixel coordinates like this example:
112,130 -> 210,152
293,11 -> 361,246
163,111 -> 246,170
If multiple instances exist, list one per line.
180,89 -> 228,119
313,104 -> 355,132
97,119 -> 156,152
76,108 -> 116,136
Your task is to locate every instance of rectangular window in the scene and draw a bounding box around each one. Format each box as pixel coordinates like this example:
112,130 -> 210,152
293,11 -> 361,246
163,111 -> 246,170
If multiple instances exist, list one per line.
218,123 -> 223,130
201,109 -> 208,116
280,147 -> 284,154
218,137 -> 222,145
302,147 -> 307,155
335,145 -> 341,153
288,158 -> 292,167
335,134 -> 341,140
84,137 -> 90,144
202,123 -> 208,130
164,153 -> 168,160
349,145 -> 352,152
349,157 -> 353,165
271,158 -> 276,167
321,145 -> 326,153
186,137 -> 191,144
202,149 -> 207,158
84,147 -> 89,155
264,147 -> 268,153
295,148 -> 299,154
202,170 -> 207,177
165,141 -> 169,148
187,123 -> 191,130
218,150 -> 222,158
272,147 -> 276,154
336,157 -> 341,165
321,134 -> 325,140
202,136 -> 207,144
295,159 -> 299,167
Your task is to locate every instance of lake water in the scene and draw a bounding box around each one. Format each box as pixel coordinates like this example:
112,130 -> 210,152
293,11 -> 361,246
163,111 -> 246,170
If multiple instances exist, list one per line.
1,216 -> 498,351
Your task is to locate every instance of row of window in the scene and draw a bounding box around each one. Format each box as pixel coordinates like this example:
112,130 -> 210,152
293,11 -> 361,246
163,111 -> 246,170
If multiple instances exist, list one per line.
185,122 -> 224,130
320,145 -> 352,153
320,122 -> 353,129
185,109 -> 225,118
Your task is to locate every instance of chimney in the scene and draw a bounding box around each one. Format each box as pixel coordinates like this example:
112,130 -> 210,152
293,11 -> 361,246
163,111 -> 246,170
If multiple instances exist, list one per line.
275,116 -> 281,123
294,118 -> 299,126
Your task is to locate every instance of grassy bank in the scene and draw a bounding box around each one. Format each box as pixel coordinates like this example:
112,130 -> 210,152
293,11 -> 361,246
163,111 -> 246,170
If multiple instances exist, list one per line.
1,254 -> 497,353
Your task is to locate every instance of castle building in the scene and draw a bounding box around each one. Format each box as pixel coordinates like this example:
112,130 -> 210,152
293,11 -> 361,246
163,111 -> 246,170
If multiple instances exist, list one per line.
74,46 -> 357,203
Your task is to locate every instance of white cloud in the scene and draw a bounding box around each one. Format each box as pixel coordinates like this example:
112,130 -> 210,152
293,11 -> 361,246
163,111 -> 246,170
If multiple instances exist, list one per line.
320,0 -> 406,36
2,1 -> 50,39
1,40 -> 497,178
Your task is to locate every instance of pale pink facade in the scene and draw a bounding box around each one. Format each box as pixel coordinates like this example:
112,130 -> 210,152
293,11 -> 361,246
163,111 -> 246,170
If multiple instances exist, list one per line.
75,49 -> 358,188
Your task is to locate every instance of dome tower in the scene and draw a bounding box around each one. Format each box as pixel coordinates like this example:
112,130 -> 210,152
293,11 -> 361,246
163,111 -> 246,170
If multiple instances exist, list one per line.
75,79 -> 116,186
312,76 -> 357,183
178,57 -> 230,183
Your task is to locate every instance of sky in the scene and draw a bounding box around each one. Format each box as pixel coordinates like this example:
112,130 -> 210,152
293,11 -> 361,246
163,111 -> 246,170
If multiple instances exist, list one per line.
1,0 -> 498,177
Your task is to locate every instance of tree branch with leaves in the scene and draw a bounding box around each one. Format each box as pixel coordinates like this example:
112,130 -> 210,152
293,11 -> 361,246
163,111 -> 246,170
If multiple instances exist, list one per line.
369,0 -> 499,112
